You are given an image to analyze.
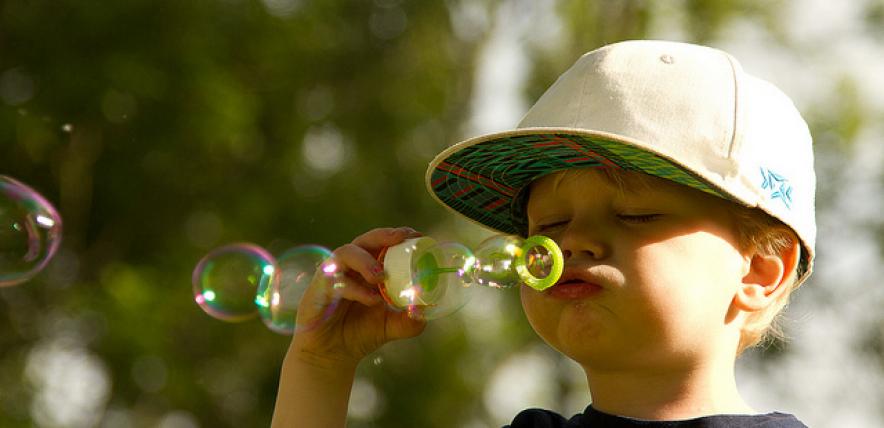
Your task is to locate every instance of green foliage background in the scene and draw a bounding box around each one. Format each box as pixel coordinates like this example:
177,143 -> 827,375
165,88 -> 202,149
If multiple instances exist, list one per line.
1,1 -> 880,427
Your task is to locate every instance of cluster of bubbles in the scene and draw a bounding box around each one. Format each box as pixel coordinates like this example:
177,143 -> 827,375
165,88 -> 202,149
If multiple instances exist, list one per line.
0,176 -> 63,287
192,234 -> 564,335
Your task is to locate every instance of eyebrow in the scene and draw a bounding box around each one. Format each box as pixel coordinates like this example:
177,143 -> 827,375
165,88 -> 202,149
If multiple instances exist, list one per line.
552,168 -> 656,196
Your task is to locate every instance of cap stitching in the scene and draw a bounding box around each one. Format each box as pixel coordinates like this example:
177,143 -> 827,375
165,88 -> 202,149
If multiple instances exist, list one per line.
724,52 -> 741,163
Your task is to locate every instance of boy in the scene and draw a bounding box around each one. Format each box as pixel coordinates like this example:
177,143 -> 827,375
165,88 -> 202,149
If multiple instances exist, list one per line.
272,40 -> 814,427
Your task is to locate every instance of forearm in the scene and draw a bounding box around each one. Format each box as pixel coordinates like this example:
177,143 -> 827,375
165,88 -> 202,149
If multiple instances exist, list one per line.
271,348 -> 358,428
271,227 -> 426,427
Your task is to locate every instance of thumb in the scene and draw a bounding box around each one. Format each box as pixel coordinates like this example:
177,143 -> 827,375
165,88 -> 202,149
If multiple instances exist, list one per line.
384,311 -> 427,342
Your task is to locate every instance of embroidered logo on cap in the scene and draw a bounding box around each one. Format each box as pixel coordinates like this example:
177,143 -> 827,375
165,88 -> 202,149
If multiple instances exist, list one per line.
760,168 -> 793,209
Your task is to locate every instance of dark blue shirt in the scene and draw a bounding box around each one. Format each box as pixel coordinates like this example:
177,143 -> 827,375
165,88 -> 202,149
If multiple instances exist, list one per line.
506,406 -> 808,427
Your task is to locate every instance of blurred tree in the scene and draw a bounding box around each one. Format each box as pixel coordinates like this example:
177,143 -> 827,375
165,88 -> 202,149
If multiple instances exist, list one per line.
1,0 -> 488,426
1,0 -> 878,427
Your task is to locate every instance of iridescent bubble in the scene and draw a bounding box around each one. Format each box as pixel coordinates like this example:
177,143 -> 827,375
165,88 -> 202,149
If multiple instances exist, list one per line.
526,246 -> 552,277
472,235 -> 524,289
192,243 -> 275,322
256,245 -> 342,334
514,235 -> 563,291
472,235 -> 563,291
381,239 -> 476,320
193,233 -> 563,330
0,176 -> 63,287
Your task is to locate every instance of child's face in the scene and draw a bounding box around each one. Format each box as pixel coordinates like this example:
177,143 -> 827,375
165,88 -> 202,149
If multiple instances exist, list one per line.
522,168 -> 749,370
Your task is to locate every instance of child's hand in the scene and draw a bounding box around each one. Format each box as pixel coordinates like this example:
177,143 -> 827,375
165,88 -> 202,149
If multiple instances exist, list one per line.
287,227 -> 427,370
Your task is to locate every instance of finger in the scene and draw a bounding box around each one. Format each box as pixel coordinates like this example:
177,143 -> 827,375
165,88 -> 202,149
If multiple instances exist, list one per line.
385,310 -> 427,342
295,267 -> 341,321
327,273 -> 384,307
351,227 -> 422,255
296,271 -> 382,326
302,272 -> 383,312
333,243 -> 388,285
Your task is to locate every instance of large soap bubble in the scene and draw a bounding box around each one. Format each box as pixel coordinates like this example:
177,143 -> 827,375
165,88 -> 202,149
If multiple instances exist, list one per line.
192,243 -> 275,322
0,176 -> 63,287
380,238 -> 477,320
256,245 -> 342,334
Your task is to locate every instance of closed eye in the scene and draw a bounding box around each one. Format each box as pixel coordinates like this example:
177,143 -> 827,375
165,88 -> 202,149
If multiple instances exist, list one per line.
534,220 -> 569,233
617,213 -> 662,224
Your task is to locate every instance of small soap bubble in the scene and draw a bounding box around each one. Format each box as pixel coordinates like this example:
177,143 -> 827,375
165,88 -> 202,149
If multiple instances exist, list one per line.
517,235 -> 563,291
0,176 -> 63,287
472,234 -> 563,291
192,243 -> 275,322
256,245 -> 341,335
472,235 -> 524,289
525,246 -> 550,277
525,241 -> 553,278
61,123 -> 73,133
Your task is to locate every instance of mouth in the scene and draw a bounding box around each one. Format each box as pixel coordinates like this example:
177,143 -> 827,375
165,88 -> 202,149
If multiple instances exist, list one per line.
544,270 -> 604,300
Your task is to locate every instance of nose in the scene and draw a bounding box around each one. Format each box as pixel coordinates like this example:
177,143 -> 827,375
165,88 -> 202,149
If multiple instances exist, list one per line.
558,224 -> 608,261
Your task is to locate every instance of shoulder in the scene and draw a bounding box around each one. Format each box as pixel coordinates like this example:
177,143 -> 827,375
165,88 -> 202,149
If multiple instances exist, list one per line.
712,412 -> 809,427
502,407 -> 807,428
503,408 -> 574,428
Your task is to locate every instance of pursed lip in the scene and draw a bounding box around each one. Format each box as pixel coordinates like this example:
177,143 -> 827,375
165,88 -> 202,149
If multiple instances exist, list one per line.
544,267 -> 605,299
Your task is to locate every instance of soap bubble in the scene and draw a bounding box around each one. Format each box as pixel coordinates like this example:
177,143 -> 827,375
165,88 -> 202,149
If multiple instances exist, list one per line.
472,235 -> 525,289
526,245 -> 553,277
192,243 -> 275,322
381,241 -> 476,320
256,245 -> 342,334
0,176 -> 63,287
513,235 -> 562,291
472,235 -> 562,291
192,233 -> 563,332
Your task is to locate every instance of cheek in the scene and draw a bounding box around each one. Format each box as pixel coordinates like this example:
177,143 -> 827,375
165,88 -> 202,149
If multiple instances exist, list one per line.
520,285 -> 607,356
631,234 -> 744,324
680,233 -> 746,292
520,286 -> 547,330
520,286 -> 561,344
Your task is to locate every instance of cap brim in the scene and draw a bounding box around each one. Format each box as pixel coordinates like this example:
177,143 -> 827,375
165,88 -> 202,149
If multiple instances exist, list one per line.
426,127 -> 730,236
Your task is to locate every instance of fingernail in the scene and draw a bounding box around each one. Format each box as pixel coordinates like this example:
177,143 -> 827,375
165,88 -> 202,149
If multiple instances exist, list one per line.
371,265 -> 385,277
400,227 -> 417,234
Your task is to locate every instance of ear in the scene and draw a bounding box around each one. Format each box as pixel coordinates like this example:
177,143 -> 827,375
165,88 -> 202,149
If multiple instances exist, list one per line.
733,242 -> 800,312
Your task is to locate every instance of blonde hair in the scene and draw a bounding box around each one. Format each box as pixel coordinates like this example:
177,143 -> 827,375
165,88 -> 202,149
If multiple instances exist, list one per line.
729,205 -> 801,354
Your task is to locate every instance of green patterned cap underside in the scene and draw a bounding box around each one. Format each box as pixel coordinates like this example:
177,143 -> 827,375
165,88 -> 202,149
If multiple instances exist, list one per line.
430,133 -> 728,236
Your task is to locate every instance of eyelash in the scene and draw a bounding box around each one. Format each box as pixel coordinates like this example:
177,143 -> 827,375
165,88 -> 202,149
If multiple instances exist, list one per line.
617,214 -> 661,223
534,214 -> 661,231
535,221 -> 567,233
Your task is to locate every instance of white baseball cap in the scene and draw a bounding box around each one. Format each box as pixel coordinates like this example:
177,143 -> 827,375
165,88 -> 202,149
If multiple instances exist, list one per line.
426,40 -> 816,282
